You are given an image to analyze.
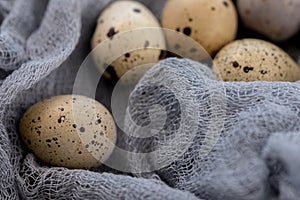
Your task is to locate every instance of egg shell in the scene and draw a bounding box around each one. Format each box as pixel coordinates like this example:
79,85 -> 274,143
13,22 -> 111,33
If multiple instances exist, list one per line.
213,38 -> 300,82
161,0 -> 238,55
237,0 -> 300,42
91,0 -> 165,84
19,95 -> 117,169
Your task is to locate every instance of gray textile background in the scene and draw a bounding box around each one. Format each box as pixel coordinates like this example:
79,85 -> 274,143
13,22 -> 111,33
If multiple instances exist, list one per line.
0,0 -> 299,200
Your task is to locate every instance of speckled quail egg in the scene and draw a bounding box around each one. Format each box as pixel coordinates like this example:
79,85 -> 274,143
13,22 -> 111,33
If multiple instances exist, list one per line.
237,0 -> 300,42
162,0 -> 238,55
213,39 -> 300,82
19,95 -> 117,169
91,0 -> 166,84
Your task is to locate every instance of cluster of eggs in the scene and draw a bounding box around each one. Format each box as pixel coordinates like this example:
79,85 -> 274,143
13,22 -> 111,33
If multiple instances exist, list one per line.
163,0 -> 300,81
19,0 -> 300,169
91,0 -> 300,83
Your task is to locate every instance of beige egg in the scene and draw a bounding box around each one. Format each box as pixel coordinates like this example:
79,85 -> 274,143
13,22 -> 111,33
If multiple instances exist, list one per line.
91,0 -> 165,84
161,0 -> 238,55
237,0 -> 300,42
19,95 -> 117,169
213,39 -> 300,82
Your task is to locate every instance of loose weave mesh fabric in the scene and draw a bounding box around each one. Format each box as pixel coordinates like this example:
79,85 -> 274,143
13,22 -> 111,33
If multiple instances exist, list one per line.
0,0 -> 300,200
125,58 -> 300,200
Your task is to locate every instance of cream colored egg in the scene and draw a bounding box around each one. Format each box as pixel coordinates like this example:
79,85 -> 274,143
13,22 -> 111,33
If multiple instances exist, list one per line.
213,39 -> 300,82
237,0 -> 300,42
162,0 -> 238,55
91,0 -> 165,84
19,95 -> 116,169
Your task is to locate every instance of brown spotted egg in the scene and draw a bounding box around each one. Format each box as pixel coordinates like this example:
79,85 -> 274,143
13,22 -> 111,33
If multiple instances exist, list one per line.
213,39 -> 300,82
162,0 -> 238,55
91,0 -> 165,84
19,95 -> 116,169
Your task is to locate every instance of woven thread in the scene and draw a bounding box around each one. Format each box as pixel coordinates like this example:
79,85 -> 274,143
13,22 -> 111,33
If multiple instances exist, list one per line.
0,0 -> 299,199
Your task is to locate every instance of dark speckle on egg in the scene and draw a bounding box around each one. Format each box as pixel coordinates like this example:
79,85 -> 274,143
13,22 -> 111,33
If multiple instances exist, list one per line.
190,48 -> 198,53
133,8 -> 141,13
80,127 -> 85,133
223,1 -> 228,7
183,27 -> 192,36
96,119 -> 102,125
58,116 -> 65,123
260,70 -> 268,75
107,27 -> 118,40
243,66 -> 254,73
173,44 -> 181,51
232,61 -> 240,68
144,40 -> 150,48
